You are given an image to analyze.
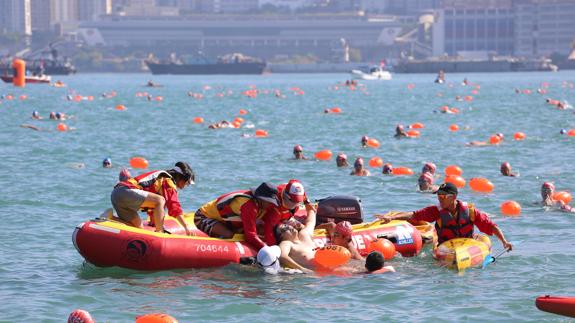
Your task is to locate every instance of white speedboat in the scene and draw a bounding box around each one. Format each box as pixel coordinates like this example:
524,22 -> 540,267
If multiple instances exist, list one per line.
350,66 -> 392,80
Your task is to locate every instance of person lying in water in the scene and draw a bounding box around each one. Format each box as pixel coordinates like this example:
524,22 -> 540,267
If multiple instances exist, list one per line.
275,203 -> 318,274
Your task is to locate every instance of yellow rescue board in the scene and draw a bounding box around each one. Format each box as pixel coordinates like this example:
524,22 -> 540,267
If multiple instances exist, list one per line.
434,236 -> 491,271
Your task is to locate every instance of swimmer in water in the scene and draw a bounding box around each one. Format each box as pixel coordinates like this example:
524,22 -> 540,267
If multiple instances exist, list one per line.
421,162 -> 436,175
418,172 -> 438,192
539,182 -> 574,213
350,158 -> 370,176
500,162 -> 518,177
382,163 -> 393,175
394,124 -> 408,138
361,135 -> 369,147
336,153 -> 349,167
292,145 -> 307,160
103,157 -> 113,168
31,111 -> 42,120
364,251 -> 395,274
316,220 -> 363,260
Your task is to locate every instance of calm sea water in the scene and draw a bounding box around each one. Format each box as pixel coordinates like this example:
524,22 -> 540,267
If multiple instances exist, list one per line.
1,71 -> 574,322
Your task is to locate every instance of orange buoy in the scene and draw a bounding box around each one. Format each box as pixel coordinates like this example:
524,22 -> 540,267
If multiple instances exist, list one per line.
12,58 -> 26,87
410,122 -> 425,129
239,109 -> 248,115
464,96 -> 473,101
193,117 -> 204,124
392,166 -> 414,176
406,129 -> 420,137
445,165 -> 463,176
445,175 -> 466,188
57,123 -> 68,132
501,200 -> 521,216
567,129 -> 575,137
130,157 -> 149,169
553,191 -> 572,204
450,107 -> 460,114
514,132 -> 526,140
5,95 -> 13,100
469,177 -> 494,193
449,124 -> 459,132
314,245 -> 351,268
155,96 -> 163,101
232,120 -> 241,128
367,238 -> 396,260
368,156 -> 383,168
314,150 -> 333,161
19,94 -> 27,100
115,104 -> 126,111
489,135 -> 502,145
234,117 -> 244,124
135,313 -> 178,323
255,129 -> 268,137
330,107 -> 342,113
366,138 -> 380,148
68,309 -> 95,323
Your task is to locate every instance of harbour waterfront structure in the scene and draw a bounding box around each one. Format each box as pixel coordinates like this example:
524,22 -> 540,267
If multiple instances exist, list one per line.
80,14 -> 406,62
513,0 -> 575,58
0,0 -> 32,36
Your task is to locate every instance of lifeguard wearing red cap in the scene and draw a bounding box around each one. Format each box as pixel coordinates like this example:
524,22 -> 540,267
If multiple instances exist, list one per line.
284,179 -> 305,203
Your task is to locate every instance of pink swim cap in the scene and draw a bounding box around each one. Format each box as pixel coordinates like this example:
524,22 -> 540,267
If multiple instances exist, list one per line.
422,162 -> 436,174
335,221 -> 353,237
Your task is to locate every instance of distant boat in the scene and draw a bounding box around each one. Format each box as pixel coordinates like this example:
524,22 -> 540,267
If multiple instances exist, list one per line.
145,53 -> 266,75
350,66 -> 392,80
1,74 -> 51,84
0,59 -> 76,76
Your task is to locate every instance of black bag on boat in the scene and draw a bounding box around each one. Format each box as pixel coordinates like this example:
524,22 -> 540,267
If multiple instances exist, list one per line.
316,195 -> 363,225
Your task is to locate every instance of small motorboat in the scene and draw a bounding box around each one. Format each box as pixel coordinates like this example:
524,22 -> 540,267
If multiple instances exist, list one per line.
350,66 -> 392,81
1,74 -> 51,84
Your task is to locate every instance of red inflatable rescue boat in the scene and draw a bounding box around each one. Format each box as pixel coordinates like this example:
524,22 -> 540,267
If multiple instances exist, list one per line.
73,213 -> 422,271
535,295 -> 575,318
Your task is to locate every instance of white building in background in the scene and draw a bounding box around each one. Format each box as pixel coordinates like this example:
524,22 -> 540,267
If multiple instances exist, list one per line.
78,0 -> 112,21
514,0 -> 575,57
0,0 -> 32,36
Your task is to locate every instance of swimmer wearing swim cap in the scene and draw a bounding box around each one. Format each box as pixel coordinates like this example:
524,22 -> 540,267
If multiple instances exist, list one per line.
422,162 -> 436,175
500,162 -> 518,177
293,145 -> 307,160
336,153 -> 349,167
539,182 -> 574,213
418,172 -> 438,192
382,163 -> 393,175
316,220 -> 363,260
102,158 -> 112,168
350,157 -> 370,176
394,124 -> 408,138
361,136 -> 369,147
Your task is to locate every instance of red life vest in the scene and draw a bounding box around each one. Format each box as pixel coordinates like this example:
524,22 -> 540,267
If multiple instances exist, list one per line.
215,190 -> 255,220
116,170 -> 173,193
435,201 -> 475,243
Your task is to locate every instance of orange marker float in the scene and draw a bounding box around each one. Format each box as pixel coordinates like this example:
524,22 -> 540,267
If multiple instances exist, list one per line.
19,95 -> 27,100
449,124 -> 459,132
514,132 -> 526,140
234,117 -> 244,124
314,150 -> 333,161
136,313 -> 178,323
255,129 -> 268,137
469,177 -> 494,193
115,104 -> 126,111
130,157 -> 149,169
366,138 -> 380,148
193,117 -> 204,124
314,245 -> 351,268
489,135 -> 502,145
239,109 -> 248,115
445,175 -> 466,188
367,238 -> 396,260
553,191 -> 572,204
445,165 -> 463,176
57,123 -> 68,132
392,167 -> 414,176
369,157 -> 383,168
406,130 -> 420,138
567,129 -> 575,137
501,200 -> 521,216
410,122 -> 424,129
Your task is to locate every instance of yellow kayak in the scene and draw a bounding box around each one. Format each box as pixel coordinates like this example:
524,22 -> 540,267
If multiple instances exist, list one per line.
434,235 -> 491,271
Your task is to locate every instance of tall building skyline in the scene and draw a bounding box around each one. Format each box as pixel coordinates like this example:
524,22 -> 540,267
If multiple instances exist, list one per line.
0,0 -> 32,36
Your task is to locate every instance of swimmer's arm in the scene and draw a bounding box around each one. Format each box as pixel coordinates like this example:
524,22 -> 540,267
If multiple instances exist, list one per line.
303,203 -> 317,234
376,211 -> 414,223
279,241 -> 313,274
316,222 -> 336,238
348,241 -> 364,260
